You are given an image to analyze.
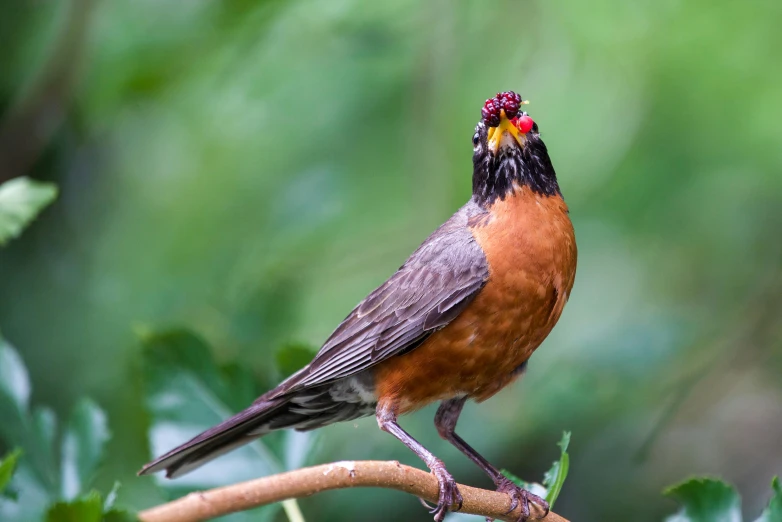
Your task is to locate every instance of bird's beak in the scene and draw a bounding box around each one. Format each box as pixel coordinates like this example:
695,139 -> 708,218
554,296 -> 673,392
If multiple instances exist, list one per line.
487,110 -> 525,155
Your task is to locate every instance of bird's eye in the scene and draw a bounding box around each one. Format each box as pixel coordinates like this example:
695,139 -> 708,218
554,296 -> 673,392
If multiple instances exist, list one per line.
472,132 -> 480,146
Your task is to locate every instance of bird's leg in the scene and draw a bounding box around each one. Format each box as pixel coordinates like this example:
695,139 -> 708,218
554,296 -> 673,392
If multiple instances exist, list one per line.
434,398 -> 549,522
376,403 -> 462,522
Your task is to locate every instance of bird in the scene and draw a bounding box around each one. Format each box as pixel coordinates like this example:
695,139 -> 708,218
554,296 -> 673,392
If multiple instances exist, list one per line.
139,91 -> 577,522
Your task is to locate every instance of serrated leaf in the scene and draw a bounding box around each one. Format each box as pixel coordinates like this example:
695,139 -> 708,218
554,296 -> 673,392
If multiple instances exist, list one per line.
0,337 -> 59,494
755,476 -> 782,522
140,328 -> 294,522
664,477 -> 741,522
0,336 -> 116,520
0,449 -> 22,496
542,431 -> 570,508
274,342 -> 316,378
45,490 -> 103,522
61,399 -> 110,499
0,177 -> 58,246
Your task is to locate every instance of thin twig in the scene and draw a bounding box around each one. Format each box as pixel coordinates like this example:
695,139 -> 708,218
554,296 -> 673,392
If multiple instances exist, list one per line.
137,460 -> 570,522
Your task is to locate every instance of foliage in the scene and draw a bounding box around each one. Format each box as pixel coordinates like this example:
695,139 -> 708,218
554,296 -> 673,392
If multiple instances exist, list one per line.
44,490 -> 135,522
664,476 -> 782,522
0,337 -> 134,521
542,431 -> 571,508
0,449 -> 21,497
664,477 -> 741,522
0,177 -> 57,246
502,431 -> 571,508
756,477 -> 782,522
139,328 -> 317,521
0,327 -> 324,521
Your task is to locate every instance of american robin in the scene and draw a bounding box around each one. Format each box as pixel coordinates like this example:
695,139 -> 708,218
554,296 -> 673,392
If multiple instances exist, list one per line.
140,91 -> 577,522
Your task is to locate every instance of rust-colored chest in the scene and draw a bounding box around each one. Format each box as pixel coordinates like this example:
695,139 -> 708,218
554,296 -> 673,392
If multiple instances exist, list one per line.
373,188 -> 577,413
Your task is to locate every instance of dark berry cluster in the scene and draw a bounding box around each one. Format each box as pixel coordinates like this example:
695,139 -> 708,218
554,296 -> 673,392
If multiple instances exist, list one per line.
481,91 -> 524,127
481,97 -> 502,127
497,91 -> 522,118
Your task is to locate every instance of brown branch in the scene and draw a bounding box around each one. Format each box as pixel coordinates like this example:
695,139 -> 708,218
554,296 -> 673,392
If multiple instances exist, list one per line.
138,460 -> 569,522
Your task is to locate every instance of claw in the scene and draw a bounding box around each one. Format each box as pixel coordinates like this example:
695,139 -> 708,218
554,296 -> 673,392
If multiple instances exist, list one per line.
494,476 -> 548,522
503,486 -> 519,514
428,462 -> 462,522
527,490 -> 549,518
419,497 -> 435,510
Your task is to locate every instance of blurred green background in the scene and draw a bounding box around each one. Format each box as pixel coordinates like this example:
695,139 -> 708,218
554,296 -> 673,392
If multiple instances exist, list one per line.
1,0 -> 781,520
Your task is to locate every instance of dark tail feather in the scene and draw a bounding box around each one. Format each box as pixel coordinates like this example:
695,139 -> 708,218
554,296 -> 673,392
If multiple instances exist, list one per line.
139,379 -> 378,478
138,398 -> 286,478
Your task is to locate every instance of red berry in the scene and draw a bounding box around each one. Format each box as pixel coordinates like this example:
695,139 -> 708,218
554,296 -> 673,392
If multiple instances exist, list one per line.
481,98 -> 502,127
512,115 -> 534,134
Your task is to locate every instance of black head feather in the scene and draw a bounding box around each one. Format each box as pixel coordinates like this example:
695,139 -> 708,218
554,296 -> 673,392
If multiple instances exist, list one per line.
471,120 -> 561,207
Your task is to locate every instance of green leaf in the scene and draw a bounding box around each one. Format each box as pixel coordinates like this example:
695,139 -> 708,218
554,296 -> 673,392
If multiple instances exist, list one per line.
0,335 -> 31,425
0,461 -> 50,521
103,508 -> 140,522
0,449 -> 22,496
103,481 -> 121,511
755,476 -> 782,522
542,431 -> 570,508
0,335 -> 113,520
45,491 -> 103,522
0,177 -> 58,246
0,336 -> 59,494
43,485 -> 137,522
31,406 -> 60,492
274,342 -> 316,379
61,399 -> 110,499
499,468 -> 549,499
500,468 -> 530,490
42,487 -> 137,522
499,432 -> 571,504
141,329 -> 250,413
664,477 -> 741,522
140,328 -> 299,522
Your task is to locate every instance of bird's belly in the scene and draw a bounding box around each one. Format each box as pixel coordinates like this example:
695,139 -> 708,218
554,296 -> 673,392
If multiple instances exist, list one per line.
373,188 -> 576,414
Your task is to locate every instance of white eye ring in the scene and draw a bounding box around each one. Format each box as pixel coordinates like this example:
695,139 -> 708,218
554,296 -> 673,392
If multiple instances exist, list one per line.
472,132 -> 480,146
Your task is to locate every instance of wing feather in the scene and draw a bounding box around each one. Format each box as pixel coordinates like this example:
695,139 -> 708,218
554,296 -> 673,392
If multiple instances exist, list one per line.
277,201 -> 490,393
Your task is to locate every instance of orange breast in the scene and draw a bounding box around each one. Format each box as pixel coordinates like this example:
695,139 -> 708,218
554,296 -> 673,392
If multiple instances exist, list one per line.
373,187 -> 577,414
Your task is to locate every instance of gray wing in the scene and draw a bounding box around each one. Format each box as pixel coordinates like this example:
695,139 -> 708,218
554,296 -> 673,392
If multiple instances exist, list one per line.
273,201 -> 490,395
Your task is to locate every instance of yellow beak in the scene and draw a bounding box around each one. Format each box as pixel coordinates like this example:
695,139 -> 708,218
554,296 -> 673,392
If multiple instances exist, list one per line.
487,110 -> 524,155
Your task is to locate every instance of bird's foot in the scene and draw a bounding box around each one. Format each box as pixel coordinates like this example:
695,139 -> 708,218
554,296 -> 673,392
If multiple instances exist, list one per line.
487,476 -> 549,522
426,461 -> 463,522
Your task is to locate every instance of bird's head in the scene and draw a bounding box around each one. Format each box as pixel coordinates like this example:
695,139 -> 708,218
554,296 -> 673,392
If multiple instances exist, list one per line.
471,91 -> 560,206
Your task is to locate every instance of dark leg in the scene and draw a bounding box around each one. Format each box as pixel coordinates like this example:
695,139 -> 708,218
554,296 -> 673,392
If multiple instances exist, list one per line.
377,403 -> 462,522
434,398 -> 549,521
